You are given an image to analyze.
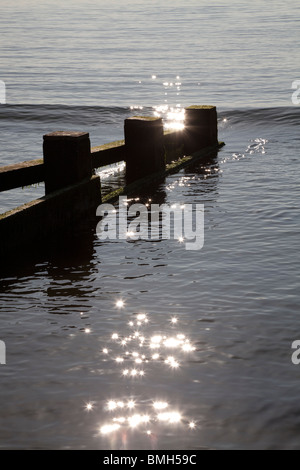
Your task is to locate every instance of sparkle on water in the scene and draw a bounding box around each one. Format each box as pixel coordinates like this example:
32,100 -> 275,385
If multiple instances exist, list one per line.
153,401 -> 169,410
100,423 -> 121,435
84,302 -> 198,439
157,412 -> 181,424
130,75 -> 185,131
99,399 -> 187,435
126,231 -> 135,238
97,161 -> 126,180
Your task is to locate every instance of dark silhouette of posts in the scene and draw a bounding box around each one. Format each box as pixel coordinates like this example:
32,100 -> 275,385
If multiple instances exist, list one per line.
184,106 -> 218,155
0,105 -> 223,261
43,131 -> 93,195
124,117 -> 165,183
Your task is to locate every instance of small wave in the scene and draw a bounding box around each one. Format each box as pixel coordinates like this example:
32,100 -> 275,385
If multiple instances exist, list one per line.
1,104 -> 299,126
218,106 -> 300,128
0,103 -> 147,126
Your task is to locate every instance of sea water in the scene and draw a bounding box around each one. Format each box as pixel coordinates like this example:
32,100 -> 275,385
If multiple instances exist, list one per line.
0,0 -> 300,450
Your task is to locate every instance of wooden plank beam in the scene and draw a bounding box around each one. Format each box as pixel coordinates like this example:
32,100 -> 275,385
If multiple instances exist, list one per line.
0,159 -> 44,192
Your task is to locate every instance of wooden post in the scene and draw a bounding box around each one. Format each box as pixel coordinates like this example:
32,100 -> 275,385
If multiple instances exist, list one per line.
184,106 -> 218,155
124,117 -> 165,183
43,131 -> 92,195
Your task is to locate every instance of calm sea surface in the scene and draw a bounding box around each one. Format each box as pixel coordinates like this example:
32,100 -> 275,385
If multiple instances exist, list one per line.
0,0 -> 300,450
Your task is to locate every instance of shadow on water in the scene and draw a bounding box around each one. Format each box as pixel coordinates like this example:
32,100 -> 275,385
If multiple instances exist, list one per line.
184,151 -> 219,174
0,216 -> 98,281
0,150 -> 221,280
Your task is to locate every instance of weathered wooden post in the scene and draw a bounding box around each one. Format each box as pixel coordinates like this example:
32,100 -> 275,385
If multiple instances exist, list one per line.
163,130 -> 185,164
43,131 -> 93,194
124,117 -> 165,183
43,130 -> 101,225
184,105 -> 218,155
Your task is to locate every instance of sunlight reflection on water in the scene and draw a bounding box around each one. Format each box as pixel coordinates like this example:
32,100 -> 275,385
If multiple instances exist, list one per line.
84,303 -> 198,440
153,76 -> 185,130
130,75 -> 185,130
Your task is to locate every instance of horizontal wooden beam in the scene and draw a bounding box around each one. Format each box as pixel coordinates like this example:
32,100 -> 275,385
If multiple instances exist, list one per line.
0,131 -> 185,192
0,117 -> 216,193
0,159 -> 44,192
102,141 -> 225,204
91,140 -> 126,168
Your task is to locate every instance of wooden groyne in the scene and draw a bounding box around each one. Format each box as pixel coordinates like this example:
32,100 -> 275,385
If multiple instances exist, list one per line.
0,106 -> 224,259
